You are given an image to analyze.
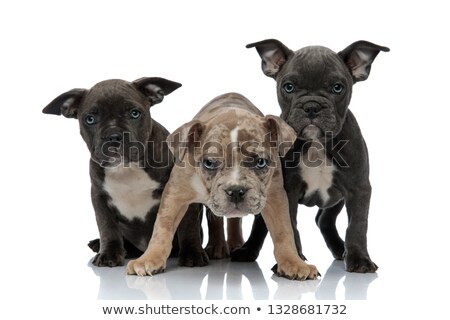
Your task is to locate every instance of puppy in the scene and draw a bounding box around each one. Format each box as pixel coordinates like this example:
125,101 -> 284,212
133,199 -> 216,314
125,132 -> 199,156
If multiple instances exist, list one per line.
234,39 -> 389,273
127,92 -> 319,280
43,77 -> 208,268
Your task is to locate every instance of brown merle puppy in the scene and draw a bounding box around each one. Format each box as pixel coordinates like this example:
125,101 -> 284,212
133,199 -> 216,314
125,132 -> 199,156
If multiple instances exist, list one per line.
127,92 -> 319,280
43,77 -> 208,268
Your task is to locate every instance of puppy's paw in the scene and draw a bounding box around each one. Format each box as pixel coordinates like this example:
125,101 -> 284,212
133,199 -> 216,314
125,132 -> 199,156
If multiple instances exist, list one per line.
227,238 -> 244,253
205,242 -> 230,260
230,245 -> 259,262
328,241 -> 345,260
276,258 -> 320,280
344,253 -> 378,273
178,247 -> 210,267
127,256 -> 166,276
92,250 -> 125,267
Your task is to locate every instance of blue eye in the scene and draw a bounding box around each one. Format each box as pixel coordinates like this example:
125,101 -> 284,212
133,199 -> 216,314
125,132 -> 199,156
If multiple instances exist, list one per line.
130,109 -> 141,119
283,82 -> 295,94
203,159 -> 218,170
332,83 -> 344,94
85,115 -> 97,125
255,158 -> 268,169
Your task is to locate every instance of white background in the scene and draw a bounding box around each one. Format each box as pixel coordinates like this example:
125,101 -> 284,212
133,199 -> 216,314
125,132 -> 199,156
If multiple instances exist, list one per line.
1,0 -> 449,318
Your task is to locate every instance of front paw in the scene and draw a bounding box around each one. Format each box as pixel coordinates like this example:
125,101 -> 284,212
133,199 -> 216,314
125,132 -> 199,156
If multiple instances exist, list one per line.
227,238 -> 244,253
92,250 -> 125,267
230,244 -> 260,262
205,242 -> 230,260
179,246 -> 210,267
344,253 -> 378,273
127,255 -> 166,276
275,258 -> 320,280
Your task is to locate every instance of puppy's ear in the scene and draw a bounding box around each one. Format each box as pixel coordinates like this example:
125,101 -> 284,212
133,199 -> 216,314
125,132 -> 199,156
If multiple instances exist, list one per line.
168,120 -> 204,163
246,39 -> 293,78
339,41 -> 390,83
133,77 -> 182,105
42,89 -> 87,119
265,115 -> 297,157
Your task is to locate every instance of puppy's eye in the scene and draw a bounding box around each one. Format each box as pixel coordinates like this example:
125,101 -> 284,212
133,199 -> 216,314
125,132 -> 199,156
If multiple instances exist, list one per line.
130,109 -> 141,119
332,83 -> 344,94
85,115 -> 97,125
202,159 -> 218,170
283,82 -> 295,94
255,158 -> 268,170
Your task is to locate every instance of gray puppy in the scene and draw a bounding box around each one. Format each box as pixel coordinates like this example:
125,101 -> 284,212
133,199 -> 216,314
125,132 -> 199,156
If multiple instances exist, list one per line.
233,39 -> 389,273
43,77 -> 208,268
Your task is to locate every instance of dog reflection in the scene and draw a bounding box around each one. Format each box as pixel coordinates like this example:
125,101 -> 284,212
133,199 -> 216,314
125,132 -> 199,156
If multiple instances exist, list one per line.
315,260 -> 378,300
91,258 -> 268,300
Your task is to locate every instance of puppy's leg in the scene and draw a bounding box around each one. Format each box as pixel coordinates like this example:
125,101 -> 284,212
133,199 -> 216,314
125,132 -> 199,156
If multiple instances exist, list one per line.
177,203 -> 209,266
315,199 -> 345,260
227,217 -> 244,252
91,187 -> 126,267
286,188 -> 306,261
231,214 -> 267,261
205,207 -> 230,259
263,173 -> 319,280
268,187 -> 307,270
88,237 -> 143,259
127,178 -> 193,276
343,185 -> 378,273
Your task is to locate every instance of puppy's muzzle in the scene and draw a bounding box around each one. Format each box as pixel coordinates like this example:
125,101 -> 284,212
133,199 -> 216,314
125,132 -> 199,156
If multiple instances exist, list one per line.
102,128 -> 124,143
225,186 -> 247,204
95,128 -> 125,165
106,132 -> 123,142
297,97 -> 330,118
302,101 -> 323,119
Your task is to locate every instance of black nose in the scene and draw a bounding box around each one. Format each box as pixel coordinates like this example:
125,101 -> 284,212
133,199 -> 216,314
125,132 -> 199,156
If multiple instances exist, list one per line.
108,132 -> 123,142
225,187 -> 247,204
303,102 -> 322,118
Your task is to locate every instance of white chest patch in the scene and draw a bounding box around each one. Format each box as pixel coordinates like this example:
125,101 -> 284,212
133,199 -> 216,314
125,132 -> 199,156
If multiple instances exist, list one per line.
103,163 -> 161,221
300,141 -> 335,203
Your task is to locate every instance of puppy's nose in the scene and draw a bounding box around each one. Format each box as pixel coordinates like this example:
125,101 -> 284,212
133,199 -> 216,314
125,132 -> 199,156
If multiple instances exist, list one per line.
107,132 -> 123,142
225,187 -> 247,204
303,102 -> 322,118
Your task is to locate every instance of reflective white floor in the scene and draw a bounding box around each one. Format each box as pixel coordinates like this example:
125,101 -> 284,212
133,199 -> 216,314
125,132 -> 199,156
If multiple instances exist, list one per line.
91,258 -> 377,300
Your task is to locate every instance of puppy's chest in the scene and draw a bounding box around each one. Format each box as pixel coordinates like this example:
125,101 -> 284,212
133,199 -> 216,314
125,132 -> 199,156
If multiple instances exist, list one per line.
299,142 -> 336,207
103,164 -> 161,221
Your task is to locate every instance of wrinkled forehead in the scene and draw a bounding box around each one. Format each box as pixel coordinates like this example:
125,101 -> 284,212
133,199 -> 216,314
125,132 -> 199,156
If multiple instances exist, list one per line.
83,80 -> 144,108
200,113 -> 272,159
282,46 -> 350,81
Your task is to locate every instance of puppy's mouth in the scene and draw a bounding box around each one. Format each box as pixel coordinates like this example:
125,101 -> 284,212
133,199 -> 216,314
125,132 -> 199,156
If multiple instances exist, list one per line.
92,140 -> 145,167
210,201 -> 264,218
286,112 -> 336,141
285,97 -> 338,140
223,207 -> 251,218
300,124 -> 323,140
286,118 -> 325,140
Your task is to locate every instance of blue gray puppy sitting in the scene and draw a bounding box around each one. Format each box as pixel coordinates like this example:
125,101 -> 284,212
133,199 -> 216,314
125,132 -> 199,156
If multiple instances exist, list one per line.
233,39 -> 389,273
43,77 -> 208,268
